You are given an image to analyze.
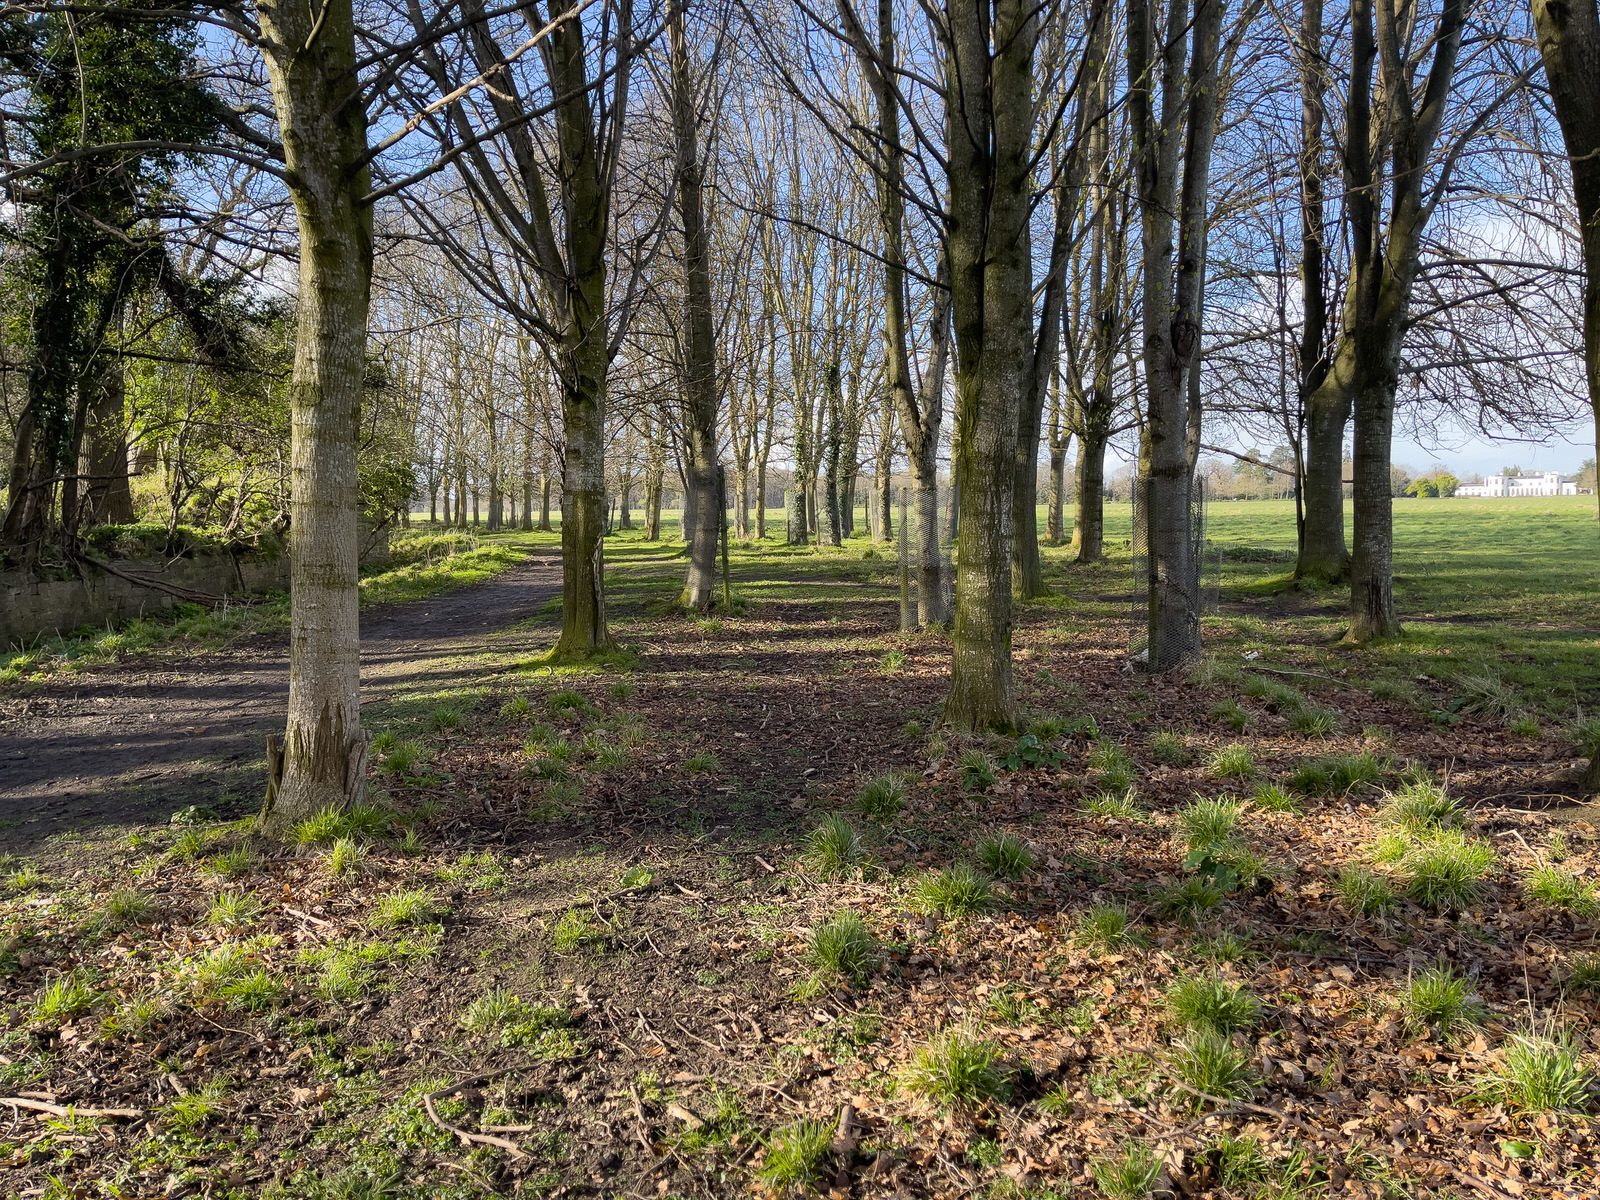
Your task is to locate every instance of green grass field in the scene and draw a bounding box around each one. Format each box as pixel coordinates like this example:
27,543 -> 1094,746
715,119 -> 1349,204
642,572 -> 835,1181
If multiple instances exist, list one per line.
612,494 -> 1598,729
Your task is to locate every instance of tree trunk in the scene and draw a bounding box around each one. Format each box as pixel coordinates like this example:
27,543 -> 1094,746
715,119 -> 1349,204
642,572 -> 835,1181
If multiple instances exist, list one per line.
755,458 -> 768,539
1532,0 -> 1600,523
1073,428 -> 1108,561
941,0 -> 1035,732
786,482 -> 807,545
256,0 -> 373,831
671,0 -> 722,609
1349,378 -> 1400,640
80,357 -> 134,526
1298,386 -> 1349,580
539,472 -> 553,530
1046,436 -> 1069,545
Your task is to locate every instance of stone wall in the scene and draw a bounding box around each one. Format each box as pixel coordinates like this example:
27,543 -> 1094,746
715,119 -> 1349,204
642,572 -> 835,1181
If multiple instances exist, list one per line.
1,553 -> 289,648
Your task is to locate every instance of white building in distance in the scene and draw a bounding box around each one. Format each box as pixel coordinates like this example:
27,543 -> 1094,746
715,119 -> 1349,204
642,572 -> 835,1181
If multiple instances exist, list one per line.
1456,471 -> 1579,498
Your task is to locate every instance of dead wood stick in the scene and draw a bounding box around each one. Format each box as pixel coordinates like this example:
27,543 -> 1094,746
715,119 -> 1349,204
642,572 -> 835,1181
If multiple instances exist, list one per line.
1165,1080 -> 1303,1126
1,1096 -> 143,1119
421,1090 -> 526,1160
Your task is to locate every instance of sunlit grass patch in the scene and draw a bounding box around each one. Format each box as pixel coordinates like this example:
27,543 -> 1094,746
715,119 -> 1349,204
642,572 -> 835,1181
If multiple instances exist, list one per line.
901,1025 -> 1009,1110
912,864 -> 993,919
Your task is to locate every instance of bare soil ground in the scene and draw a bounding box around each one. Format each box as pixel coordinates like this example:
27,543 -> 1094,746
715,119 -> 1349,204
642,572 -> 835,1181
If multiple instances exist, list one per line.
0,549 -> 562,850
2,550 -> 1598,1199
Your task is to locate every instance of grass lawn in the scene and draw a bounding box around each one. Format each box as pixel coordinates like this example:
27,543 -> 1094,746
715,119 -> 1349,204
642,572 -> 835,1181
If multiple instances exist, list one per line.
2,498 -> 1598,1198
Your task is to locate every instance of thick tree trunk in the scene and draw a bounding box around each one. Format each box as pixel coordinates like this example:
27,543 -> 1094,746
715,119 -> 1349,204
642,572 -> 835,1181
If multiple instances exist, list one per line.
1349,379 -> 1400,640
1011,426 -> 1043,598
1046,435 -> 1069,545
671,0 -> 722,610
553,335 -> 612,657
1298,387 -> 1349,580
1073,428 -> 1108,562
257,0 -> 373,831
941,0 -> 1035,732
539,473 -> 553,530
80,358 -> 134,526
1532,0 -> 1600,523
786,483 -> 807,545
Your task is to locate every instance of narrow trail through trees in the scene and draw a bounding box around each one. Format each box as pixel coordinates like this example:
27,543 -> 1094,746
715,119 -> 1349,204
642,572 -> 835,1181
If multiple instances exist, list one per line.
0,551 -> 563,850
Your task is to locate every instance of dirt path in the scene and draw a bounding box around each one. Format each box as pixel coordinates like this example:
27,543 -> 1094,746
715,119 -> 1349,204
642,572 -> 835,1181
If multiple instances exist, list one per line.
0,550 -> 563,851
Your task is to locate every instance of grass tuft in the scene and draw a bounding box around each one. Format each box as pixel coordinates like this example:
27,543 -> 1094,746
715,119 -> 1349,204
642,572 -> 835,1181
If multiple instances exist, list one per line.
1167,1028 -> 1256,1105
1401,830 -> 1495,910
1164,975 -> 1260,1034
1289,751 -> 1384,796
1336,865 -> 1397,916
1400,964 -> 1485,1040
1480,1030 -> 1595,1113
1075,902 -> 1137,951
808,911 -> 877,983
1380,778 -> 1462,834
1177,796 -> 1244,851
1083,788 -> 1139,818
857,772 -> 909,819
959,749 -> 997,793
805,814 -> 864,878
1208,744 -> 1257,781
373,888 -> 441,928
975,831 -> 1035,880
1525,865 -> 1599,915
901,1026 -> 1009,1110
1091,1145 -> 1163,1199
759,1118 -> 833,1190
913,864 -> 993,919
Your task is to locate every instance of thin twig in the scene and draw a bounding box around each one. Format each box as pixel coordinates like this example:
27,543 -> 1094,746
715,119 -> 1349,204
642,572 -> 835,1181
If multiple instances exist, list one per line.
1,1096 -> 143,1119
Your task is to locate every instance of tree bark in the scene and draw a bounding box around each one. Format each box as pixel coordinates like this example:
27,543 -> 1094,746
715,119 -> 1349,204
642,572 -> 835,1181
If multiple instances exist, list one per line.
256,0 -> 374,830
1532,0 -> 1600,524
671,0 -> 722,610
80,358 -> 134,526
941,0 -> 1036,731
